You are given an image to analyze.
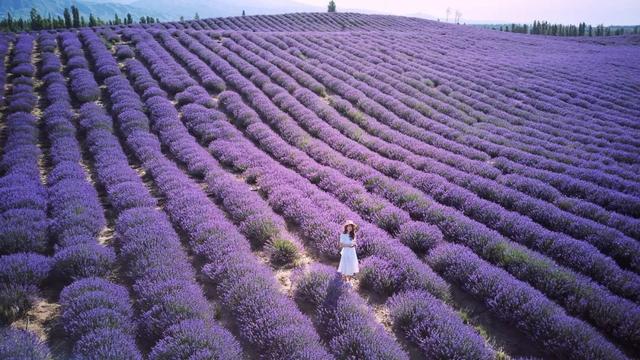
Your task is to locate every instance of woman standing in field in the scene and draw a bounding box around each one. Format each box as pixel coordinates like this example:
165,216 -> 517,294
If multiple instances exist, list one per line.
338,220 -> 359,283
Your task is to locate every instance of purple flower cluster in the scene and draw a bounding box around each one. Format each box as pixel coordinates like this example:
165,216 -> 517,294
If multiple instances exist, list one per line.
314,33 -> 640,197
59,278 -> 141,359
2,13 -> 638,359
155,33 -> 629,352
0,327 -> 51,360
115,44 -> 135,60
36,32 -> 142,358
428,243 -> 627,359
96,32 -> 331,358
305,32 -> 633,183
387,289 -> 494,359
0,253 -> 51,322
496,156 -> 640,217
312,35 -> 633,158
293,264 -> 410,360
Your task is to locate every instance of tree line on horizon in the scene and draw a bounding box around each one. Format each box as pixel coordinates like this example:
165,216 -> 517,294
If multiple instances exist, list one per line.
492,20 -> 639,36
0,6 -> 160,32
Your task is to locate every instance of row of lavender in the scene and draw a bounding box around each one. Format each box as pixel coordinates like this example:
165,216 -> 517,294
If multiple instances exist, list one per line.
364,32 -> 640,171
160,28 -> 640,351
139,29 -> 632,358
0,34 -> 55,358
370,32 -> 634,170
318,34 -> 640,218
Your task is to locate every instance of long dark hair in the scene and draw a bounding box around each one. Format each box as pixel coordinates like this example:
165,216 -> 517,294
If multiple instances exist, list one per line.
343,225 -> 356,239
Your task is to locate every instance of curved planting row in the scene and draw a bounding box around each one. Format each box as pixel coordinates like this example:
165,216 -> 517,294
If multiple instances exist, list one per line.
237,32 -> 640,219
234,32 -> 497,177
292,264 -> 411,360
78,98 -> 240,359
385,34 -> 640,168
324,31 -> 634,179
47,32 -> 114,284
294,263 -> 494,360
66,29 -> 242,358
58,278 -> 141,359
83,29 -> 333,360
118,34 -> 418,360
386,289 -> 496,360
386,36 -> 640,172
358,32 -> 640,157
495,173 -> 640,239
428,242 -> 628,360
180,31 -> 640,348
330,31 -> 636,171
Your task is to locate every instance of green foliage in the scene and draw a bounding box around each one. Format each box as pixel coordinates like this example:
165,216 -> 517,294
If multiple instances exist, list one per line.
268,238 -> 299,266
328,0 -> 336,13
1,6 -> 155,31
489,20 -> 635,37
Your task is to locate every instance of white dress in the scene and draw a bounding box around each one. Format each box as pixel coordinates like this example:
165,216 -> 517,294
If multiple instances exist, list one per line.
337,233 -> 359,276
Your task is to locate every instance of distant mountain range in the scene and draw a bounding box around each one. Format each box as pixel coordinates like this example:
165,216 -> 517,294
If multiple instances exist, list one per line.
1,0 -> 168,21
0,0 -> 325,22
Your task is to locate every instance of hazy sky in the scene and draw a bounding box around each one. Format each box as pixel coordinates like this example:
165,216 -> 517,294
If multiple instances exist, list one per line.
296,0 -> 640,25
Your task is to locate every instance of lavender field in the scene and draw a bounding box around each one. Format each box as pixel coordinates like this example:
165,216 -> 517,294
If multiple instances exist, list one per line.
1,12 -> 639,360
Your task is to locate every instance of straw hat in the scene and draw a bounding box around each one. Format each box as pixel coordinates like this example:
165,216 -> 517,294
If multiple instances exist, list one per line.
342,220 -> 358,231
